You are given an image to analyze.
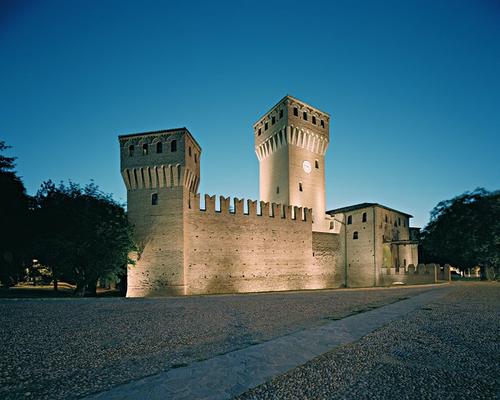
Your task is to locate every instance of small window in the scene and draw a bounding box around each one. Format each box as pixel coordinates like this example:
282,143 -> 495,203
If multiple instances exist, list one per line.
258,128 -> 261,136
272,116 -> 276,125
404,259 -> 407,267
194,153 -> 197,163
394,220 -> 397,227
353,231 -> 359,240
156,142 -> 163,153
279,109 -> 283,119
362,212 -> 367,222
385,214 -> 388,223
347,215 -> 352,225
403,219 -> 406,227
265,122 -> 268,130
142,143 -> 148,155
276,186 -> 279,194
303,111 -> 308,121
312,116 -> 316,125
151,193 -> 158,205
171,140 -> 177,152
189,146 -> 192,157
315,160 -> 319,169
320,120 -> 325,128
293,107 -> 298,116
398,217 -> 401,226
299,182 -> 303,192
329,221 -> 334,230
128,145 -> 134,157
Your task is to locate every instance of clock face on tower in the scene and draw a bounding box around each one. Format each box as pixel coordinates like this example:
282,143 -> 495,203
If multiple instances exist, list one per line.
302,160 -> 311,174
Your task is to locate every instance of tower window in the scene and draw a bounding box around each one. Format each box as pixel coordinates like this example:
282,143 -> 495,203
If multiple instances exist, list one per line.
330,221 -> 334,230
299,182 -> 303,192
404,258 -> 407,266
398,217 -> 401,226
315,160 -> 319,169
272,116 -> 275,125
276,186 -> 279,194
293,107 -> 298,116
265,122 -> 268,130
258,128 -> 261,136
156,142 -> 163,153
128,145 -> 134,157
189,146 -> 192,157
142,143 -> 148,155
353,231 -> 359,240
362,212 -> 367,222
321,120 -> 325,128
347,215 -> 352,224
151,193 -> 158,205
171,140 -> 177,152
312,116 -> 316,125
194,153 -> 198,163
303,111 -> 308,121
385,214 -> 388,223
279,109 -> 283,119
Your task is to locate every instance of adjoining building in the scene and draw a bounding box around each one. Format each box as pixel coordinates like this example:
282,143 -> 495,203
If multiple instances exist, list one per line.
119,95 -> 442,297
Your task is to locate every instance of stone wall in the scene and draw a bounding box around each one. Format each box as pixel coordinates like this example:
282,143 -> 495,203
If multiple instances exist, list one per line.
184,194 -> 338,295
379,263 -> 451,286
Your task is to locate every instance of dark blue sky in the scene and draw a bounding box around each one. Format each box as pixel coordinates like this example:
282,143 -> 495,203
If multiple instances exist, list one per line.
1,0 -> 499,227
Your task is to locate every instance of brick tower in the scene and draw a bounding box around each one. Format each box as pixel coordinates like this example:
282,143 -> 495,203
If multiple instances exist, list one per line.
254,95 -> 331,231
119,128 -> 201,297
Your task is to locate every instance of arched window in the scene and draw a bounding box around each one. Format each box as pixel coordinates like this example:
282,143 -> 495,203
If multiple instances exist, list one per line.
151,193 -> 158,205
347,215 -> 352,225
189,146 -> 192,157
142,143 -> 148,155
299,182 -> 303,192
353,231 -> 359,240
362,212 -> 367,222
194,153 -> 197,163
128,145 -> 134,157
171,140 -> 177,152
293,107 -> 298,116
315,160 -> 319,169
385,214 -> 388,223
303,111 -> 308,121
156,142 -> 163,153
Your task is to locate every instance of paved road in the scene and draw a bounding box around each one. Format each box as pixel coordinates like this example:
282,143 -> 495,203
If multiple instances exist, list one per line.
237,282 -> 499,400
0,285 -> 431,399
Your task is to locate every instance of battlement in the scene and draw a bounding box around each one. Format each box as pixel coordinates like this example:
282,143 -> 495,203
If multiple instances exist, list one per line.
187,193 -> 312,222
121,164 -> 199,192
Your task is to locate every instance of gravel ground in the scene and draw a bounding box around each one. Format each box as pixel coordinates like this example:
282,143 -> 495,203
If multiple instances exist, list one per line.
236,282 -> 499,400
0,286 -> 431,399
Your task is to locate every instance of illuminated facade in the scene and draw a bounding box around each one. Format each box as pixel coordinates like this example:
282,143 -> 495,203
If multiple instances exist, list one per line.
119,96 -> 428,297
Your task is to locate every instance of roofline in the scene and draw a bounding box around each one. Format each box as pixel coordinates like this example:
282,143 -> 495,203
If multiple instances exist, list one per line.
327,203 -> 413,218
253,94 -> 331,127
118,127 -> 202,152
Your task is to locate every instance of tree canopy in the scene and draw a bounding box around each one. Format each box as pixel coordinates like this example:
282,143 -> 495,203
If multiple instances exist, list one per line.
421,188 -> 500,278
33,181 -> 135,295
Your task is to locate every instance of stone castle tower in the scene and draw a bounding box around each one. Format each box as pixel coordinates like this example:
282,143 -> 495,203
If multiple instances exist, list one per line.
253,95 -> 331,231
119,128 -> 201,296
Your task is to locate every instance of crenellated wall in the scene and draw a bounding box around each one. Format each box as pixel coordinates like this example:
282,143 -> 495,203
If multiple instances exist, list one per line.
379,263 -> 451,286
184,194 -> 338,294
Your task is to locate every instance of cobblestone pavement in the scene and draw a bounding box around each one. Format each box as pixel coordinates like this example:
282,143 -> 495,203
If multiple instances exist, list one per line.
0,285 -> 431,399
236,282 -> 499,400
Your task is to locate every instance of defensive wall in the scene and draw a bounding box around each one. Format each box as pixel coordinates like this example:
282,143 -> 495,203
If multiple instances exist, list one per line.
379,263 -> 451,286
184,193 -> 340,295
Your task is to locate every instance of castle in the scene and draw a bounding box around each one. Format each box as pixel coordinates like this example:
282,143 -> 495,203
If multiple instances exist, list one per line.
119,95 -> 447,297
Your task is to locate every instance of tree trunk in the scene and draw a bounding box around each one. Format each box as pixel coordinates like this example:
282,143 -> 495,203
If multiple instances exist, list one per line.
86,280 -> 97,297
53,278 -> 58,291
74,281 -> 86,297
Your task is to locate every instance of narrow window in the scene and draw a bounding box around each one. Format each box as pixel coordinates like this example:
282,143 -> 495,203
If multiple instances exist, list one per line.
315,160 -> 319,169
156,142 -> 162,153
272,116 -> 276,125
194,153 -> 197,163
385,214 -> 388,223
171,140 -> 177,152
299,182 -> 303,192
347,215 -> 352,225
279,109 -> 283,119
403,219 -> 406,227
265,122 -> 268,130
353,231 -> 359,240
151,193 -> 158,205
142,143 -> 148,155
362,212 -> 367,222
293,107 -> 298,116
303,111 -> 308,121
276,186 -> 279,194
394,220 -> 397,227
321,120 -> 325,128
404,259 -> 407,266
128,145 -> 134,157
189,146 -> 192,157
398,217 -> 401,226
258,128 -> 261,136
312,116 -> 316,125
329,221 -> 334,230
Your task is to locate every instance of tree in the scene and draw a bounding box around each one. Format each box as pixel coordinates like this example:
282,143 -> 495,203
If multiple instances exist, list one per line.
0,141 -> 31,287
420,188 -> 500,279
34,181 -> 135,296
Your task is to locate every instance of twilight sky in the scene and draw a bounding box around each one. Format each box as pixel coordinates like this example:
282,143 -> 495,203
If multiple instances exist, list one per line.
1,0 -> 499,227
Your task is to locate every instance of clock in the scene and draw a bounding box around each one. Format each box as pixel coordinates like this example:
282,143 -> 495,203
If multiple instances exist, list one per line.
302,160 -> 312,174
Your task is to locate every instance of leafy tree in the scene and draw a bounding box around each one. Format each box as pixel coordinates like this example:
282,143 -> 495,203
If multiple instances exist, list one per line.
34,181 -> 135,296
421,188 -> 500,279
0,141 -> 31,287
